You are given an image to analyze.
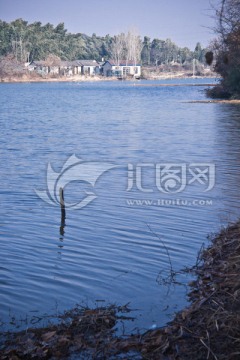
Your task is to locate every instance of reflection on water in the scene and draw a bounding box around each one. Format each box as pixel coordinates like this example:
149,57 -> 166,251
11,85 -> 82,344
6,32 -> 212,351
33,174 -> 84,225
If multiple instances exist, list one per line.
0,79 -> 240,332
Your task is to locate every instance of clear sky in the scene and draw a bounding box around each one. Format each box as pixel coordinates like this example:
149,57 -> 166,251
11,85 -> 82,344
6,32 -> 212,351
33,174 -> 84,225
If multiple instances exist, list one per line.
0,0 -> 217,50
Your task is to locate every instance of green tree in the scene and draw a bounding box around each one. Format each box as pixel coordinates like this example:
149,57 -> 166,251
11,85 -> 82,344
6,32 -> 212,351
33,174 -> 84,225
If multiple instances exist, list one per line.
141,36 -> 151,65
0,18 -> 207,69
194,42 -> 205,62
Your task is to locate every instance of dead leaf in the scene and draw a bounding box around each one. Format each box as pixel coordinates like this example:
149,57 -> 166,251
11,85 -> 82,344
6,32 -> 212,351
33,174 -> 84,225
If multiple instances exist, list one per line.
41,331 -> 56,342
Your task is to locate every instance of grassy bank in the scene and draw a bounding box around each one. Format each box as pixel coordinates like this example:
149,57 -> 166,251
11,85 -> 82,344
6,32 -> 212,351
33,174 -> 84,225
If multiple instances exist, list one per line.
1,221 -> 240,359
0,70 -> 217,84
0,74 -> 116,83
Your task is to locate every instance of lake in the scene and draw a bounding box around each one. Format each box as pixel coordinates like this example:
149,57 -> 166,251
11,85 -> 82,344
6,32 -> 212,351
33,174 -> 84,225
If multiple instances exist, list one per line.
0,78 -> 240,332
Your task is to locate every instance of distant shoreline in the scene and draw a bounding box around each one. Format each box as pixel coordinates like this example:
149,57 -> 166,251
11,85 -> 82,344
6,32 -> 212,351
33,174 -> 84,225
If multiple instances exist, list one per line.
187,99 -> 240,104
131,83 -> 216,87
0,73 -> 218,84
0,75 -> 115,84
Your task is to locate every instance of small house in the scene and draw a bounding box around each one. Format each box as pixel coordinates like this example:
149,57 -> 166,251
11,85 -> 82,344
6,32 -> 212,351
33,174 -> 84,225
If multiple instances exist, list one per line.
102,60 -> 141,78
78,60 -> 100,76
59,61 -> 81,76
28,61 -> 60,75
28,59 -> 100,77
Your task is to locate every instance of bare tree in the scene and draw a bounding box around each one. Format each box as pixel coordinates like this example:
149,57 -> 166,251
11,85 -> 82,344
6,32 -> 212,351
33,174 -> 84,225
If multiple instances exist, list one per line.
111,33 -> 125,65
207,0 -> 240,98
213,0 -> 240,40
10,24 -> 29,62
45,54 -> 61,67
0,54 -> 25,78
125,28 -> 142,66
110,29 -> 142,66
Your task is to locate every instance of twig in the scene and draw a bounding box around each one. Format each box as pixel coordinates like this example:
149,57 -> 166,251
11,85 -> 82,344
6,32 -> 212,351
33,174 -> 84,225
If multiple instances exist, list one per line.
200,338 -> 218,360
147,224 -> 174,274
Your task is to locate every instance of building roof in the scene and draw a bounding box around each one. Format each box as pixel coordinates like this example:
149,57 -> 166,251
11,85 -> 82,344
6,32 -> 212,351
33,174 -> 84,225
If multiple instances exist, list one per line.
30,60 -> 61,67
105,59 -> 141,66
71,60 -> 81,66
78,60 -> 99,66
30,60 -> 48,66
60,60 -> 76,67
30,59 -> 100,68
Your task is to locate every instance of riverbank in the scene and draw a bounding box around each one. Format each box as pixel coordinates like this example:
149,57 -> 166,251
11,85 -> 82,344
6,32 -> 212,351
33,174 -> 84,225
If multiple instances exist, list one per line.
1,220 -> 240,359
0,74 -> 116,83
188,99 -> 240,104
132,83 -> 216,87
0,72 -> 217,84
142,73 -> 217,81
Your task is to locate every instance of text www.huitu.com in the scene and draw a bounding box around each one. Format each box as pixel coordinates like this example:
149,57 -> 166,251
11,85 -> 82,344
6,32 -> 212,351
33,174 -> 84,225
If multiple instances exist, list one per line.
126,199 -> 213,207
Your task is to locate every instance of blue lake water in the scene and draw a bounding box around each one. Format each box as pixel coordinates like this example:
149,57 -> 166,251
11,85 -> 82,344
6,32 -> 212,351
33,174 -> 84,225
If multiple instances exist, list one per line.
0,78 -> 240,332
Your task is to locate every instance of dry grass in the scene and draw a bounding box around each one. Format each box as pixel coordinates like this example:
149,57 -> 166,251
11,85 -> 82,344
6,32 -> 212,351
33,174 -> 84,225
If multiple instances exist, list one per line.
0,74 -> 116,83
141,221 -> 240,359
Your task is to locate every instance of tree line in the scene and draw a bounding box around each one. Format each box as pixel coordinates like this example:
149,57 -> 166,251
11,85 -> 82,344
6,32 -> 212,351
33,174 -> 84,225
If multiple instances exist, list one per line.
0,18 -> 207,67
207,0 -> 240,99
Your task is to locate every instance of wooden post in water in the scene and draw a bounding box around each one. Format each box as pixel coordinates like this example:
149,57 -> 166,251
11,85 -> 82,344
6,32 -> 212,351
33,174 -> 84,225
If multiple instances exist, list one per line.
59,187 -> 66,234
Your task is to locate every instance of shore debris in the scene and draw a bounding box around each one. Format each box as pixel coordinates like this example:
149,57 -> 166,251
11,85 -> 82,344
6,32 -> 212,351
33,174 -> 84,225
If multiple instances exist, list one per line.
0,304 -> 138,359
141,221 -> 240,359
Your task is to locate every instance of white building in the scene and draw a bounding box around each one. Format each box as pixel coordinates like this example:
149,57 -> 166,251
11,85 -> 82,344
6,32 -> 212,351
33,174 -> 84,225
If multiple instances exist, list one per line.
79,60 -> 100,75
102,60 -> 141,78
28,61 -> 59,75
28,59 -> 100,76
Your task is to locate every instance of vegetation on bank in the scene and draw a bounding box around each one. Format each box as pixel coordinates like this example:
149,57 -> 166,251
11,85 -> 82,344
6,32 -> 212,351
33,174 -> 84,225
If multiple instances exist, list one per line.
207,0 -> 240,99
0,18 -> 210,80
0,18 -> 207,64
1,221 -> 240,359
